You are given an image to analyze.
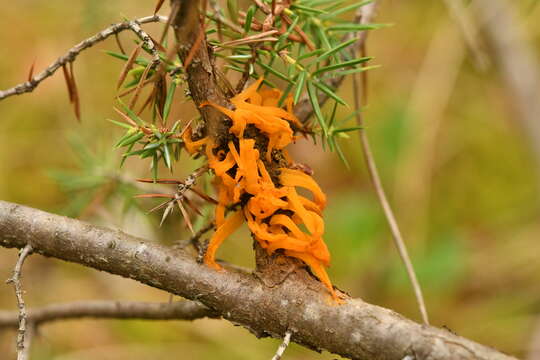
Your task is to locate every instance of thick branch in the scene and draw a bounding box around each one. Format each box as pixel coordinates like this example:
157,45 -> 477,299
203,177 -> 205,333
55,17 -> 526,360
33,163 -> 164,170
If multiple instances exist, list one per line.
0,201 -> 516,360
0,301 -> 218,328
0,15 -> 167,101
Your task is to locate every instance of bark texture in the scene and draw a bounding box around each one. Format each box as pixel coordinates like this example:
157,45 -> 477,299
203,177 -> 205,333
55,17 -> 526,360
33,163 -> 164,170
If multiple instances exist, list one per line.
170,0 -> 231,142
0,200 -> 516,360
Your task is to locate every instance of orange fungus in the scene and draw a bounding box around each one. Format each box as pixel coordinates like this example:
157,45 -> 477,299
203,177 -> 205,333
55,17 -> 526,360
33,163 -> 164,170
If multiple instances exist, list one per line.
185,78 -> 339,301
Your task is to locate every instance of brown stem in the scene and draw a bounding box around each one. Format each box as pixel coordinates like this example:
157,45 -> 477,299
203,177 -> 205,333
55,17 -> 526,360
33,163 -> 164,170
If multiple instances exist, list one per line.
352,74 -> 429,325
170,0 -> 230,143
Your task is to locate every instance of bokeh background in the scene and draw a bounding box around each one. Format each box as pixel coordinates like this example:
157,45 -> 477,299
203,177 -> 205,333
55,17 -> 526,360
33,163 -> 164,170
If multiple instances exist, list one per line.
1,0 -> 540,359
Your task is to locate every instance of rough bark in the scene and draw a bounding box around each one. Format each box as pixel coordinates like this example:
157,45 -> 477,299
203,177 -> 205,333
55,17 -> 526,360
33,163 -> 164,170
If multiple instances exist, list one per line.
0,200 -> 516,360
170,0 -> 231,142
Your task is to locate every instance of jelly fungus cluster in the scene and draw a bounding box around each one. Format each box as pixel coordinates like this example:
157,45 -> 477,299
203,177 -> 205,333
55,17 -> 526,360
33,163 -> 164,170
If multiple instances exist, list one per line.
183,78 -> 338,301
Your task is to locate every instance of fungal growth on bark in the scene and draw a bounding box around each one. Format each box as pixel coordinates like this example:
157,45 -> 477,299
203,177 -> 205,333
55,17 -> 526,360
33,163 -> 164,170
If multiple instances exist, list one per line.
184,77 -> 338,300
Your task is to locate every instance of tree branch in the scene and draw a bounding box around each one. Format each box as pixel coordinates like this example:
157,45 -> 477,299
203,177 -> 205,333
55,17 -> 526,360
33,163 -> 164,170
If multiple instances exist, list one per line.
0,300 -> 218,328
0,200 -> 516,360
0,15 -> 167,101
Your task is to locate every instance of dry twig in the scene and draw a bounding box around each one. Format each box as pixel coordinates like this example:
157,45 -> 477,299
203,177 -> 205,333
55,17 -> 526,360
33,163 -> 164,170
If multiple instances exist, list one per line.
352,72 -> 429,325
0,15 -> 167,101
344,2 -> 429,325
6,244 -> 33,360
271,330 -> 292,360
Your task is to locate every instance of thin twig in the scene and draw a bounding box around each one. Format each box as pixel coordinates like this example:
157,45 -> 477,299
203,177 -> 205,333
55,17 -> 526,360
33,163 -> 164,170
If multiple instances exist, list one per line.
207,1 -> 244,34
271,330 -> 292,360
128,18 -> 162,66
6,244 -> 33,360
235,45 -> 259,93
136,166 -> 210,231
21,323 -> 35,360
218,30 -> 279,48
0,15 -> 168,101
114,32 -> 127,55
174,219 -> 215,251
191,220 -> 215,244
352,73 -> 429,325
0,300 -> 218,328
344,3 -> 428,323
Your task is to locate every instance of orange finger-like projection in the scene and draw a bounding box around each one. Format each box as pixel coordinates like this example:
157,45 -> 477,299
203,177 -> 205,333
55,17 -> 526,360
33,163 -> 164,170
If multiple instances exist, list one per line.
186,78 -> 340,301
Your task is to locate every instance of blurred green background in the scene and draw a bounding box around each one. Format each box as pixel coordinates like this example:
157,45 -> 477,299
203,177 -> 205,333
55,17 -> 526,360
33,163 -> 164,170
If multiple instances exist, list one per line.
1,1 -> 540,359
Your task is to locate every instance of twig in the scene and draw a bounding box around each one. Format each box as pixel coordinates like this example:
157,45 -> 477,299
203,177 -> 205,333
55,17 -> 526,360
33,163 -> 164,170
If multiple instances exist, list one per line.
20,323 -> 35,360
191,220 -> 215,244
271,330 -> 292,360
352,72 -> 429,325
114,33 -> 127,55
348,4 -> 429,322
0,300 -> 218,328
0,15 -> 168,101
6,244 -> 33,360
218,30 -> 279,48
109,18 -> 163,71
235,45 -> 259,93
207,1 -> 244,34
174,219 -> 215,251
136,166 -> 210,231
